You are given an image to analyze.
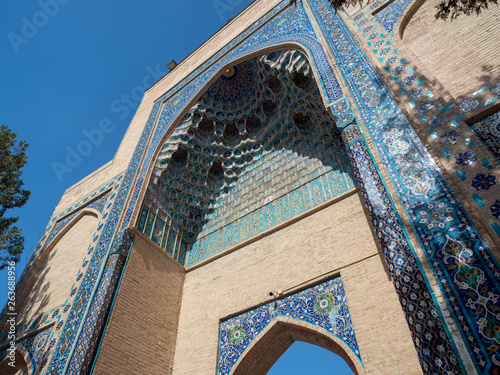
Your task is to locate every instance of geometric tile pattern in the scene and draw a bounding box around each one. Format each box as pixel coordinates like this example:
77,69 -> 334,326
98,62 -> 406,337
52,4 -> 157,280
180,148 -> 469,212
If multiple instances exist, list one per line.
140,51 -> 354,267
0,182 -> 115,340
218,277 -> 361,374
65,250 -> 128,375
309,0 -> 500,373
45,178 -> 124,375
470,109 -> 500,162
354,0 -> 499,238
40,1 -> 497,374
0,179 -> 118,372
187,165 -> 353,266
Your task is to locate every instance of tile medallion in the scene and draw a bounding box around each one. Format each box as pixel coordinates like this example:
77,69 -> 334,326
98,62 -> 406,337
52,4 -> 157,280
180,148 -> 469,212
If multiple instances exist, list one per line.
218,277 -> 361,374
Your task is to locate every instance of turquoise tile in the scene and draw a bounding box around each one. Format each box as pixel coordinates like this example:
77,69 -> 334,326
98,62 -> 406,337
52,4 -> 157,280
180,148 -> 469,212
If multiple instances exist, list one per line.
152,218 -> 165,246
309,178 -> 326,206
263,201 -> 276,231
321,174 -> 333,201
233,217 -> 242,245
327,169 -> 347,196
161,226 -> 170,249
216,228 -> 224,254
472,194 -> 484,207
302,185 -> 312,211
178,241 -> 187,265
206,232 -> 218,258
279,195 -> 291,222
144,212 -> 155,238
223,223 -> 234,251
137,206 -> 149,232
289,188 -> 305,217
250,209 -> 263,237
197,237 -> 207,263
173,238 -> 181,260
187,241 -> 199,267
166,230 -> 177,257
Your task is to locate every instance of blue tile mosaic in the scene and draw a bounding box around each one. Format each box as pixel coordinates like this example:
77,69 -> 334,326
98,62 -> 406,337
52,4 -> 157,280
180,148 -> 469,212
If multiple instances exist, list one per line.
440,131 -> 461,145
45,4 -> 358,370
141,50 -> 354,267
373,0 -> 413,36
491,83 -> 500,95
471,173 -> 496,190
460,98 -> 480,112
309,0 -> 500,372
33,2 -> 500,374
455,151 -> 477,166
218,277 -> 361,374
469,109 -> 500,162
429,114 -> 447,127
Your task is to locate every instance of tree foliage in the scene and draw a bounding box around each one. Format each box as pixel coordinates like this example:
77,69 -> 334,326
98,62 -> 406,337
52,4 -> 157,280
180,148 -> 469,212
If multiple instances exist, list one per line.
290,0 -> 498,19
0,125 -> 30,270
435,0 -> 498,19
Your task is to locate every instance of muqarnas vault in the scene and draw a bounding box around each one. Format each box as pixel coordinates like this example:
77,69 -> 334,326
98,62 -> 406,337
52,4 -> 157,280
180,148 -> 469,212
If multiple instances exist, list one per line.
1,0 -> 500,374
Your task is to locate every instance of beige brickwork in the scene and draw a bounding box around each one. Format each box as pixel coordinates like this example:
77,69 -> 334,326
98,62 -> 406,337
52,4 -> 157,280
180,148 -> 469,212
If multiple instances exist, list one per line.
92,234 -> 185,375
15,212 -> 98,329
172,193 -> 421,374
398,0 -> 500,100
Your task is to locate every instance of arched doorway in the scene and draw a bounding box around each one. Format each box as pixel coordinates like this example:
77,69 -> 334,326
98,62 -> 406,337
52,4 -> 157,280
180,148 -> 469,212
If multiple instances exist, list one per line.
231,319 -> 362,375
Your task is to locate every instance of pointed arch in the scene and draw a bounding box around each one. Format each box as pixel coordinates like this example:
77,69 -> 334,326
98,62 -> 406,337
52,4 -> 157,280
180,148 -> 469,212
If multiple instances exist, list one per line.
133,40 -> 343,243
41,208 -> 101,257
134,47 -> 356,266
229,317 -> 363,375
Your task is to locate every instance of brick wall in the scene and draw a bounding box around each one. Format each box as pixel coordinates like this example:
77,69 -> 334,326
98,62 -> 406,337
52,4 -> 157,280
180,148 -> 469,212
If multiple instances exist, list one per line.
92,235 -> 185,375
16,212 -> 98,329
173,193 -> 421,374
400,0 -> 500,99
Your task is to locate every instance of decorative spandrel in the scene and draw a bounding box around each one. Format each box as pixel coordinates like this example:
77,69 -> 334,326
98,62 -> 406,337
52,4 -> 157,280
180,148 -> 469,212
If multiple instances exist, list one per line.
218,277 -> 361,375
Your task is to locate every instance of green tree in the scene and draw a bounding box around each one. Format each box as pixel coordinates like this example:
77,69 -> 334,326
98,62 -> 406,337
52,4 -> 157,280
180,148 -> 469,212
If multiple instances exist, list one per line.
290,0 -> 498,19
0,125 -> 30,270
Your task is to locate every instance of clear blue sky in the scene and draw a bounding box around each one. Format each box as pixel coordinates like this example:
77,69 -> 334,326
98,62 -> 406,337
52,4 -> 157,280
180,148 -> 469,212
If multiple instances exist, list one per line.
1,0 -> 355,372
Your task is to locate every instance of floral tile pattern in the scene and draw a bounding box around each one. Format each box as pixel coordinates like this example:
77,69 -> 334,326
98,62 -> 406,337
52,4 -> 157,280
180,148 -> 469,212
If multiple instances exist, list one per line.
218,277 -> 361,374
470,110 -> 500,162
311,0 -> 500,372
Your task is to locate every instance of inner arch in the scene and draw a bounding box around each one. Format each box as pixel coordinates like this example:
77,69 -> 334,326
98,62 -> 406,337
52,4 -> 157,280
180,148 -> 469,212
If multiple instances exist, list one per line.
230,320 -> 361,375
136,49 -> 355,265
268,341 -> 354,375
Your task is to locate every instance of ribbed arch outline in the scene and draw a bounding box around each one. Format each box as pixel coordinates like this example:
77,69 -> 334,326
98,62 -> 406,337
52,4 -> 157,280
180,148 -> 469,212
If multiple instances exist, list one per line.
134,40 -> 342,230
229,317 -> 362,375
41,208 -> 101,258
